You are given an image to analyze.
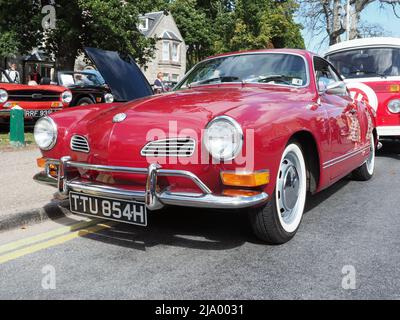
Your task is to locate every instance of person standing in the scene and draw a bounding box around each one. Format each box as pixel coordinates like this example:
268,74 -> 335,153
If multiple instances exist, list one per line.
29,65 -> 42,84
154,72 -> 165,93
6,63 -> 20,83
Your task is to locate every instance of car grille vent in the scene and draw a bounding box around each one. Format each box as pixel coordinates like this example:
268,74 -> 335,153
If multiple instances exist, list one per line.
70,135 -> 90,153
141,138 -> 196,157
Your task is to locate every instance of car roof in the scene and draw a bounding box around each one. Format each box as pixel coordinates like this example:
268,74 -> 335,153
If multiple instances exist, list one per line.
325,37 -> 400,55
204,48 -> 316,61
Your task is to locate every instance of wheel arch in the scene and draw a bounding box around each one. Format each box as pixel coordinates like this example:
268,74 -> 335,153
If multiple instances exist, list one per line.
72,94 -> 96,106
288,130 -> 321,194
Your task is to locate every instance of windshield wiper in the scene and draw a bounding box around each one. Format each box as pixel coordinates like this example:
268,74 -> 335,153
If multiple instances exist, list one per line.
257,75 -> 293,85
349,70 -> 386,78
190,76 -> 240,87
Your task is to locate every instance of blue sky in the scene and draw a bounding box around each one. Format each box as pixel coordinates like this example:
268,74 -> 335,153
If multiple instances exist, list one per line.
298,2 -> 400,54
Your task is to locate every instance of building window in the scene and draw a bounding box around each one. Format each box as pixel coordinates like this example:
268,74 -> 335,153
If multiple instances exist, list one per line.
172,43 -> 179,62
138,18 -> 148,31
163,73 -> 170,81
162,41 -> 170,61
171,74 -> 179,82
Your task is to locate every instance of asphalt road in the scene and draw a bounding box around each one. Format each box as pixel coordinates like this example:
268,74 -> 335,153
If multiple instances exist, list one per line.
0,141 -> 399,299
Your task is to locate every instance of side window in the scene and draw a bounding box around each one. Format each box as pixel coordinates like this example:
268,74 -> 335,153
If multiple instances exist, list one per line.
314,57 -> 347,96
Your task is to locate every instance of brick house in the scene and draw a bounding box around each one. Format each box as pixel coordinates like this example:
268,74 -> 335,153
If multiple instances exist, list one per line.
139,11 -> 187,85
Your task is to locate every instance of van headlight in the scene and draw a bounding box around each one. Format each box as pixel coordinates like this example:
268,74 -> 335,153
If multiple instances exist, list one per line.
388,99 -> 400,113
104,93 -> 114,103
34,117 -> 57,150
61,90 -> 73,104
203,116 -> 243,161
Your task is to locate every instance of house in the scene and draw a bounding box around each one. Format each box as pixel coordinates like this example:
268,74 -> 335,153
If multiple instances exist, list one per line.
139,11 -> 187,85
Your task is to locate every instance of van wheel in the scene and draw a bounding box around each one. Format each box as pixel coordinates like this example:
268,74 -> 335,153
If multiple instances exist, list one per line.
248,142 -> 307,244
352,135 -> 375,181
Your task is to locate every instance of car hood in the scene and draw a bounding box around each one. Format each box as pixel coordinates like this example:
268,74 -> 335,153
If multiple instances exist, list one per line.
0,83 -> 66,92
84,47 -> 153,102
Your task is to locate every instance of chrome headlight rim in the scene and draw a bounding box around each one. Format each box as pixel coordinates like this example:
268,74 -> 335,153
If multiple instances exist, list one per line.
388,99 -> 400,114
34,116 -> 58,151
61,90 -> 73,104
104,93 -> 114,103
203,115 -> 243,161
0,89 -> 8,104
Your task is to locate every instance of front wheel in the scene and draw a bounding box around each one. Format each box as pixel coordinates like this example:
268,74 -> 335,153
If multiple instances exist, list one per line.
352,134 -> 375,181
249,142 -> 307,244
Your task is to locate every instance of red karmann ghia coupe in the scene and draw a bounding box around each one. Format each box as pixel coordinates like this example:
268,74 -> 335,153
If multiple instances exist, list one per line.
0,68 -> 72,122
33,48 -> 377,244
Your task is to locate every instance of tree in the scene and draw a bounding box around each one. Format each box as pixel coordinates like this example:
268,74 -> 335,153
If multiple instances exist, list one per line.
300,0 -> 400,46
0,0 -> 160,70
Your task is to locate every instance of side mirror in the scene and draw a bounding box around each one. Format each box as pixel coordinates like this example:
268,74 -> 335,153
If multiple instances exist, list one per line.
321,81 -> 347,96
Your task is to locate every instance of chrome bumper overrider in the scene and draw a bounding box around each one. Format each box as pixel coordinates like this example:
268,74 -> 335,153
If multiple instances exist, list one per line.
33,156 -> 269,210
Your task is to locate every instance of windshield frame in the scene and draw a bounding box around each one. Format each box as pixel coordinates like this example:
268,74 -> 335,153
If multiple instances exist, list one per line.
326,45 -> 400,79
174,52 -> 310,90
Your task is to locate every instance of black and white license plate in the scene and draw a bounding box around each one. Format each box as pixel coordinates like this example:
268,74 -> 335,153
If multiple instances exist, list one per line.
69,192 -> 147,226
25,109 -> 55,118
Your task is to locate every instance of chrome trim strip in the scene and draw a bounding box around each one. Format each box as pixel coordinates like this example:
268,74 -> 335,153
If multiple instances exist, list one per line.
323,145 -> 371,169
33,158 -> 268,210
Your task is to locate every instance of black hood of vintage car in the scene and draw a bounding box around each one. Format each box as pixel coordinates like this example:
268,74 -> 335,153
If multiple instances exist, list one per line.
84,47 -> 153,102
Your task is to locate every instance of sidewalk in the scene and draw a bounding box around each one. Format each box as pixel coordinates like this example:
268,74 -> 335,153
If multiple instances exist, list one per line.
0,148 -> 66,231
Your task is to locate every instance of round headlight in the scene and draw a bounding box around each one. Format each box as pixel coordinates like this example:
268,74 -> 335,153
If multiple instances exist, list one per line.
388,99 -> 400,114
34,117 -> 57,150
104,93 -> 114,103
203,116 -> 243,161
0,89 -> 8,104
61,90 -> 73,104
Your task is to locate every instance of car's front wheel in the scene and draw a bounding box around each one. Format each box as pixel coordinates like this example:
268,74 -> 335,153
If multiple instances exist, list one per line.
76,97 -> 94,106
249,142 -> 307,244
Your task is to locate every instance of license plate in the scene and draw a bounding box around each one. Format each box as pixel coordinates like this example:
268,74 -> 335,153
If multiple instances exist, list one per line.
25,109 -> 55,118
69,192 -> 147,226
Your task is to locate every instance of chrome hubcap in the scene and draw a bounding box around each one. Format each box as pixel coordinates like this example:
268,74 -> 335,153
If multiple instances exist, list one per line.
277,151 -> 304,227
366,136 -> 375,175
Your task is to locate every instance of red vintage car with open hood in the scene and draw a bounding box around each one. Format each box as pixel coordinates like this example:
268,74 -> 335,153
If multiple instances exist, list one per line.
326,37 -> 400,140
0,68 -> 72,123
33,48 -> 377,244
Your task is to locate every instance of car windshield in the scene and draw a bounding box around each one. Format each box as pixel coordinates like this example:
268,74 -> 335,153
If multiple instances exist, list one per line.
327,47 -> 400,78
59,72 -> 104,87
176,53 -> 308,89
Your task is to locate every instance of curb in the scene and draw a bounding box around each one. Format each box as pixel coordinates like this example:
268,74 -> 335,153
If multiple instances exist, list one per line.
0,200 -> 70,233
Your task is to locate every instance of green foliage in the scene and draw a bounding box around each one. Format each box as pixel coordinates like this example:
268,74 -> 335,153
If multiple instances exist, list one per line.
0,32 -> 19,58
168,0 -> 305,67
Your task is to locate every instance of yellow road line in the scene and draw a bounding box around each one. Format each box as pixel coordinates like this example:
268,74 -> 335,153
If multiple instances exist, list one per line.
0,219 -> 102,255
0,221 -> 117,265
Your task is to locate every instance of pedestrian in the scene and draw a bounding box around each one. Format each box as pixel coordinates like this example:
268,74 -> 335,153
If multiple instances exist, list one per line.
154,72 -> 165,93
6,63 -> 20,83
29,65 -> 42,84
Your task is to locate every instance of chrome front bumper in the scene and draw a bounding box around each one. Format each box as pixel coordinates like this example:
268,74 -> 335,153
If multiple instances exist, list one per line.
34,157 -> 269,210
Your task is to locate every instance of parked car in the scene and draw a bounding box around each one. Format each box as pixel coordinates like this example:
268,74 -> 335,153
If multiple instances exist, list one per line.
325,37 -> 400,140
56,70 -> 114,106
33,49 -> 376,244
0,68 -> 71,123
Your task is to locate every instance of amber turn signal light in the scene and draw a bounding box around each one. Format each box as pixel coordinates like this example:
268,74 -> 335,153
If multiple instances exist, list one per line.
221,170 -> 270,187
390,85 -> 400,93
37,157 -> 46,168
223,189 -> 260,197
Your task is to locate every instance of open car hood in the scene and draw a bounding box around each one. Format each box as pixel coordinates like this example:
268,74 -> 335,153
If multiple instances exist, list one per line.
84,47 -> 153,101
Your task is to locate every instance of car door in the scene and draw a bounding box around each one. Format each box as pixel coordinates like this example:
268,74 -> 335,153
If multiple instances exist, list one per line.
314,57 -> 364,181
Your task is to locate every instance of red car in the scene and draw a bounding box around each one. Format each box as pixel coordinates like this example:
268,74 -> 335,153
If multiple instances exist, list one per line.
326,37 -> 400,140
33,48 -> 376,244
0,68 -> 72,123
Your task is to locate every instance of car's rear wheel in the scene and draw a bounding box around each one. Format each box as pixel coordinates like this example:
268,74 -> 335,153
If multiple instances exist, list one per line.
352,134 -> 375,181
249,142 -> 307,244
76,97 -> 94,106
